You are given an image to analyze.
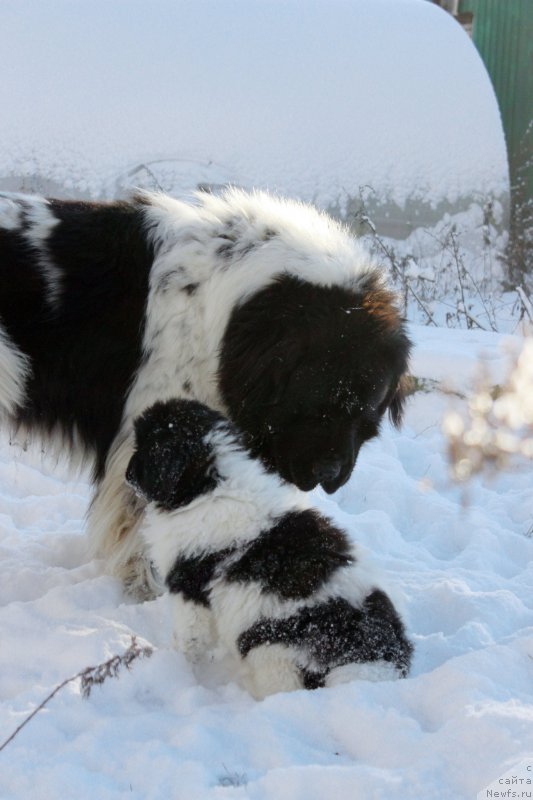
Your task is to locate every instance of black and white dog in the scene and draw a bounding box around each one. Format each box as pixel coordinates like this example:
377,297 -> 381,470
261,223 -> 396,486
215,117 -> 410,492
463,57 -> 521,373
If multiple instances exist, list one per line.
127,399 -> 413,698
0,189 -> 411,598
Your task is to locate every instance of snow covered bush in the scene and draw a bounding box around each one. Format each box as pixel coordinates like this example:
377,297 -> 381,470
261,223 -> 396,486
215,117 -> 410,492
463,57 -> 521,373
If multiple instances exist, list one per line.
344,188 -> 511,332
443,338 -> 533,481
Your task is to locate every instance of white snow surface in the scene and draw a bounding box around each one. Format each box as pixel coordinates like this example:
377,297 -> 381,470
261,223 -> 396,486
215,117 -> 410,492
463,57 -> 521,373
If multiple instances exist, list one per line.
0,0 -> 508,208
1,324 -> 532,800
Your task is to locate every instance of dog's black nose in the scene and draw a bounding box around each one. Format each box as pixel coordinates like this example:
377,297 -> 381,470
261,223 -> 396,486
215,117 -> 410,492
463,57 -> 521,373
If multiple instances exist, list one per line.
312,460 -> 341,484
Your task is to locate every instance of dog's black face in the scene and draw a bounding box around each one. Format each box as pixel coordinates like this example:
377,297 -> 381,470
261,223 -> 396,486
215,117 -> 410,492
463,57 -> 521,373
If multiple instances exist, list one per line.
219,275 -> 411,494
126,400 -> 224,510
255,361 -> 396,493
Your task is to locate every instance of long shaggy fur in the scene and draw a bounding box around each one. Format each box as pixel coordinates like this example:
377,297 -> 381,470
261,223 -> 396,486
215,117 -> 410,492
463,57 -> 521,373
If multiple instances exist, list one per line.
127,399 -> 413,698
0,188 -> 411,598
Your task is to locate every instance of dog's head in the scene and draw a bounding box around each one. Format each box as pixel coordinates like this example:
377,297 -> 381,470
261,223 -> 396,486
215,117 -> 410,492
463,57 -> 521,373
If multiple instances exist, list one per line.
218,274 -> 411,494
126,399 -> 225,510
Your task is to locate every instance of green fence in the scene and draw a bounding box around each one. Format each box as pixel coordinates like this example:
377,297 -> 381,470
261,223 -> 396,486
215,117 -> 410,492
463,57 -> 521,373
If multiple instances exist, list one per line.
459,0 -> 532,204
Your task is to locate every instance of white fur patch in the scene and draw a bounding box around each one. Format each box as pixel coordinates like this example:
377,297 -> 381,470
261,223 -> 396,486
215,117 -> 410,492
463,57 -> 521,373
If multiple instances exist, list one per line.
242,644 -> 304,699
171,595 -> 215,662
0,324 -> 30,415
22,197 -> 62,310
0,195 -> 23,230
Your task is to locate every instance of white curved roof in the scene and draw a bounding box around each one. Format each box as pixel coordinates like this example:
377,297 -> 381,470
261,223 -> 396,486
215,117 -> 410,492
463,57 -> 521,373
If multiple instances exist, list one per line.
0,0 -> 509,207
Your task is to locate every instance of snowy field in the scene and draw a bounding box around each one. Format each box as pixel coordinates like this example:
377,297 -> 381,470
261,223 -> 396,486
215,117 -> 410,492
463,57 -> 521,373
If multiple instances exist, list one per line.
1,323 -> 532,800
0,1 -> 529,797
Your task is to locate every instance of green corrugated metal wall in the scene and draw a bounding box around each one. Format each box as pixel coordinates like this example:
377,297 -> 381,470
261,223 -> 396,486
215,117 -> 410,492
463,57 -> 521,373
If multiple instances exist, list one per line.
459,0 -> 532,201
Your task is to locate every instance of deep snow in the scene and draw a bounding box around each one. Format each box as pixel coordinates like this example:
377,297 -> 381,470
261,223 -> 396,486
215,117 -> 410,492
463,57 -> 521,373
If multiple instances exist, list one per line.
0,324 -> 531,800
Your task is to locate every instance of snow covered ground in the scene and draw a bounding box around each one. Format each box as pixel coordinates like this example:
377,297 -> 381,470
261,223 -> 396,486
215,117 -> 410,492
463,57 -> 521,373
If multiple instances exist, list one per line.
1,324 -> 531,800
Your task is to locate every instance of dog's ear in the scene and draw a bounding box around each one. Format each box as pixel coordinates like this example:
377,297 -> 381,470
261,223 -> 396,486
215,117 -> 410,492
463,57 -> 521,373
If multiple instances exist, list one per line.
126,399 -> 221,510
387,374 -> 410,428
126,441 -> 189,509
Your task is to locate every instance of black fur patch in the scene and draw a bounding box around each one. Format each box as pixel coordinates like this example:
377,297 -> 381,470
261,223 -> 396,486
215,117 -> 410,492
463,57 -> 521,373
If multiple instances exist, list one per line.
166,548 -> 233,606
215,227 -> 257,262
237,591 -> 413,677
0,198 -> 153,480
216,241 -> 235,259
225,509 -> 353,600
301,669 -> 326,690
127,399 -> 225,510
239,242 -> 256,258
156,269 -> 182,293
218,274 -> 411,494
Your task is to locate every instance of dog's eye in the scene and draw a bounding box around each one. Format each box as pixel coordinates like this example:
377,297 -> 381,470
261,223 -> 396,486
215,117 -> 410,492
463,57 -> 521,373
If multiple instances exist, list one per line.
206,463 -> 221,482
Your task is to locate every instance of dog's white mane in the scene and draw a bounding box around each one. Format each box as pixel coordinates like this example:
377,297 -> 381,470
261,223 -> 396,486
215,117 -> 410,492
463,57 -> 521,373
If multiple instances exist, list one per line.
125,187 -> 382,418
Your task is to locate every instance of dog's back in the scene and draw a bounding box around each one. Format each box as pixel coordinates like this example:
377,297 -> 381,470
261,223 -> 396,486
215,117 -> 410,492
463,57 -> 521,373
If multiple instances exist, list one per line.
0,193 -> 153,477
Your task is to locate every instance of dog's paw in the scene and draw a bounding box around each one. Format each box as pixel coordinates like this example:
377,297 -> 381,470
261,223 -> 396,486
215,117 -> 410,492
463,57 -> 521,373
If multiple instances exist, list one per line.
325,659 -> 403,687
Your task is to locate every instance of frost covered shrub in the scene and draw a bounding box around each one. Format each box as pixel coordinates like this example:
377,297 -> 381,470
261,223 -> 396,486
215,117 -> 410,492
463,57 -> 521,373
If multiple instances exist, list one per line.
340,188 -> 514,331
505,123 -> 533,290
443,339 -> 533,481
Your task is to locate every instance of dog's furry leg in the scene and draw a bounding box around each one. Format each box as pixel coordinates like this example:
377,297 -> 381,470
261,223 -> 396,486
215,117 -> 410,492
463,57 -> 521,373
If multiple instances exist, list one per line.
87,432 -> 162,601
171,596 -> 215,662
242,644 -> 302,699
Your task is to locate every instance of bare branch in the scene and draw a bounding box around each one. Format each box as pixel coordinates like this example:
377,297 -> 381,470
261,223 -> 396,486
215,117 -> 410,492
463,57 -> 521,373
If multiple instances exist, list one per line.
516,286 -> 533,322
0,637 -> 153,754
